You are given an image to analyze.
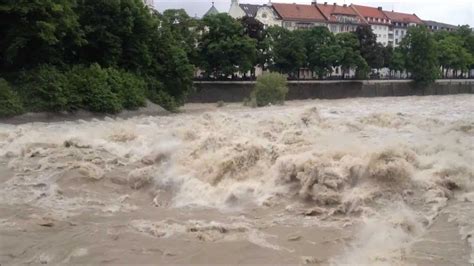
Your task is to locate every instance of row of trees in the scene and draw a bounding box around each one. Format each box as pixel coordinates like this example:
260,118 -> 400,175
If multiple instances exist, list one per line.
195,13 -> 474,85
1,2 -> 473,117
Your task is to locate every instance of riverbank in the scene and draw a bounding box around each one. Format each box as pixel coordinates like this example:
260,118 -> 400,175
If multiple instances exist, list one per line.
189,79 -> 474,103
0,100 -> 168,125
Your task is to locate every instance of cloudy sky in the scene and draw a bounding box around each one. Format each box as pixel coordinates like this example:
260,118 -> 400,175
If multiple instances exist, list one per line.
155,0 -> 473,26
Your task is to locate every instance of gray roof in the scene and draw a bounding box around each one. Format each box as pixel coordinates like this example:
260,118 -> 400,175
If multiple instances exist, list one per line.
239,4 -> 261,17
204,5 -> 219,17
423,20 -> 458,30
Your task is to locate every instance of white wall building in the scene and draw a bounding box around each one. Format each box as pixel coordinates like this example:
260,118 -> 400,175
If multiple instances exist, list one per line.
255,5 -> 282,28
143,0 -> 154,10
228,0 -> 246,19
383,11 -> 424,47
352,5 -> 391,46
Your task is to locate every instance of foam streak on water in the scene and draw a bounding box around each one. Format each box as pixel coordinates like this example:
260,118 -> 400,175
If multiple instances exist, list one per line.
0,95 -> 473,264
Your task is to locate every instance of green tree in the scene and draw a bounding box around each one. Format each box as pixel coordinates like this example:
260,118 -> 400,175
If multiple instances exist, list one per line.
302,27 -> 341,79
161,9 -> 199,65
400,26 -> 439,85
0,78 -> 24,117
0,0 -> 84,72
267,27 -> 306,78
437,35 -> 472,78
75,0 -> 155,71
336,33 -> 368,79
198,13 -> 257,78
388,47 -> 406,78
355,26 -> 384,70
240,16 -> 271,74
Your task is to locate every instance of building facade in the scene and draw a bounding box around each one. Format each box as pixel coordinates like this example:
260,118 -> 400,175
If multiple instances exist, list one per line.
228,0 -> 246,19
255,5 -> 282,28
316,2 -> 367,34
383,11 -> 423,47
143,0 -> 154,9
271,2 -> 327,31
352,5 -> 391,46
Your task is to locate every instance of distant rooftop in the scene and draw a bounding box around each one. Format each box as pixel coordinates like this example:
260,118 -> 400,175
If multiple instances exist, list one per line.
204,3 -> 219,17
423,20 -> 459,30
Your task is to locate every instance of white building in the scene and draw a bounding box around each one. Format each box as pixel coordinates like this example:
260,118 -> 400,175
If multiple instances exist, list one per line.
255,5 -> 281,28
352,5 -> 391,46
228,0 -> 246,19
383,11 -> 424,47
143,0 -> 154,10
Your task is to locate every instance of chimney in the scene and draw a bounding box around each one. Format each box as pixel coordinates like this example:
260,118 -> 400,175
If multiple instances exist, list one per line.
311,0 -> 317,5
377,7 -> 382,11
324,2 -> 327,5
333,2 -> 336,6
343,4 -> 347,7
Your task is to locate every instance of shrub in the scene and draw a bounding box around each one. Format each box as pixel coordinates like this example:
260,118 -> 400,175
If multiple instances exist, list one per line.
0,78 -> 24,117
17,65 -> 70,112
105,68 -> 147,110
67,64 -> 122,113
146,78 -> 178,112
251,72 -> 288,107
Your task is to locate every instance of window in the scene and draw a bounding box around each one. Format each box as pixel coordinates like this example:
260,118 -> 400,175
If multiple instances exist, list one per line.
284,21 -> 292,28
395,39 -> 399,44
395,30 -> 398,35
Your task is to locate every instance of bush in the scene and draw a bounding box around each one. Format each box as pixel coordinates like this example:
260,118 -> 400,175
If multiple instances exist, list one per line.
17,65 -> 70,112
105,68 -> 147,110
0,78 -> 24,117
251,72 -> 288,107
67,64 -> 122,113
146,78 -> 178,112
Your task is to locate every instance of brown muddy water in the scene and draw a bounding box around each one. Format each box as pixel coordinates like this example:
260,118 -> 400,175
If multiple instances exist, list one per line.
0,95 -> 473,265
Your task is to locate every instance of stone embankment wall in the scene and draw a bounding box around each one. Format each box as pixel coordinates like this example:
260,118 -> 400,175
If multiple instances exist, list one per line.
188,80 -> 474,103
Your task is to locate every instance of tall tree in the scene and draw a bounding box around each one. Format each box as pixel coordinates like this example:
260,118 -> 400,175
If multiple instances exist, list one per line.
240,16 -> 270,73
0,0 -> 84,72
75,0 -> 155,71
400,26 -> 439,85
355,26 -> 384,69
302,27 -> 341,79
161,9 -> 199,65
198,13 -> 257,78
336,32 -> 369,79
388,47 -> 405,78
267,26 -> 306,78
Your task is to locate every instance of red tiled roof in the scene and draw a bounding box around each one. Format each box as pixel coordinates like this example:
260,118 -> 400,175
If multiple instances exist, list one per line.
316,3 -> 364,23
352,5 -> 390,25
272,3 -> 326,22
383,10 -> 423,24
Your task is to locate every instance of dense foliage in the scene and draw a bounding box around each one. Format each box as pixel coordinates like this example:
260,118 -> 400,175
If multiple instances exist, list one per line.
0,0 -> 194,116
1,1 -> 473,117
251,72 -> 288,107
0,78 -> 24,118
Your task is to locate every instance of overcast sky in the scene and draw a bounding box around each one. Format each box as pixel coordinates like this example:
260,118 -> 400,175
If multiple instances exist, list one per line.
155,0 -> 473,26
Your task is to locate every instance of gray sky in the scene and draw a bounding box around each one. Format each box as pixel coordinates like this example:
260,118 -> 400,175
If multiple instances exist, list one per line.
155,0 -> 473,26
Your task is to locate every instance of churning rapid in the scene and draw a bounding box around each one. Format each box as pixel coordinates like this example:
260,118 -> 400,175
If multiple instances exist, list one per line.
0,95 -> 473,264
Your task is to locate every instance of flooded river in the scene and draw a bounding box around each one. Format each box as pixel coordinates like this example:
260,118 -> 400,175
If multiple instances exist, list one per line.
0,95 -> 473,264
